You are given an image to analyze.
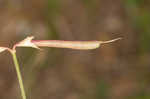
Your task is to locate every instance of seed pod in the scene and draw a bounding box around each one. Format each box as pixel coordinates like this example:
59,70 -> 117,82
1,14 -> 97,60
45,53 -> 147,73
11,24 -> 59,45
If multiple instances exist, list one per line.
32,38 -> 121,50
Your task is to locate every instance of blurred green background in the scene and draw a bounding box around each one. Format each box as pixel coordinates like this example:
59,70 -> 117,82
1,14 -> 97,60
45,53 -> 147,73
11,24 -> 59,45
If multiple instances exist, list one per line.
0,0 -> 150,99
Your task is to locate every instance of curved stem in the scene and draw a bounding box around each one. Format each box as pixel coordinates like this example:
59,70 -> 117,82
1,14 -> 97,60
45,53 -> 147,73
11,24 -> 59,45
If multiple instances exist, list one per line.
11,51 -> 26,99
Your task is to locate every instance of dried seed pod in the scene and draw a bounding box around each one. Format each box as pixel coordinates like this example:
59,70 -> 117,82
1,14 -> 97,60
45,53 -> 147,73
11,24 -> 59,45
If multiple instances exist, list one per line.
0,36 -> 121,53
32,38 -> 121,50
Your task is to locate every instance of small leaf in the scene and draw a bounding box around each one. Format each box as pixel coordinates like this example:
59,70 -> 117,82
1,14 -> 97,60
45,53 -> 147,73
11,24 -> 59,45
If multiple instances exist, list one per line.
15,36 -> 39,49
0,47 -> 9,53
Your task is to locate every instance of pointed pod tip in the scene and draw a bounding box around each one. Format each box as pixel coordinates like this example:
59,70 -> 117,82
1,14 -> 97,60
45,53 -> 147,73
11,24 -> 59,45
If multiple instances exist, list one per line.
100,37 -> 122,44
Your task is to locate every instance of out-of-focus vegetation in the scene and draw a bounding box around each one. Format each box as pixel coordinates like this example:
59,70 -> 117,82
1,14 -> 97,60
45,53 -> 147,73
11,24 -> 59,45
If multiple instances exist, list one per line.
0,0 -> 150,99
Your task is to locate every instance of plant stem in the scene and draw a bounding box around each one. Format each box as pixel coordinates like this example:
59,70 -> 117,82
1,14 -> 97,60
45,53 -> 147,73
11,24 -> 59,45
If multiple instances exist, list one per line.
11,51 -> 26,99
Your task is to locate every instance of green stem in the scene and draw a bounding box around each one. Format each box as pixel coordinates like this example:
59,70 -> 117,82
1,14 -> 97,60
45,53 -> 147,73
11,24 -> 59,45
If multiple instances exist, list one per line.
11,51 -> 27,99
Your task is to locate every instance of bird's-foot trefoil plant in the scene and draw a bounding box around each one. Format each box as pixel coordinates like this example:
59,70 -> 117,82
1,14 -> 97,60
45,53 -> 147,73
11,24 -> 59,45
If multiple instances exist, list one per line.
0,36 -> 121,99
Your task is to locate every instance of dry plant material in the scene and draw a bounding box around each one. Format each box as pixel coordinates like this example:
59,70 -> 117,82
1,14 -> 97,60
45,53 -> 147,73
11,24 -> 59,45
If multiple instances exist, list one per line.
0,36 -> 121,99
0,36 -> 121,53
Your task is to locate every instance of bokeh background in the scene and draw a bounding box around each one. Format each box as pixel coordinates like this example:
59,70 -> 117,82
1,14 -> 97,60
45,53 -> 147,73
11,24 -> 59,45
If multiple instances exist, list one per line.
0,0 -> 150,99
